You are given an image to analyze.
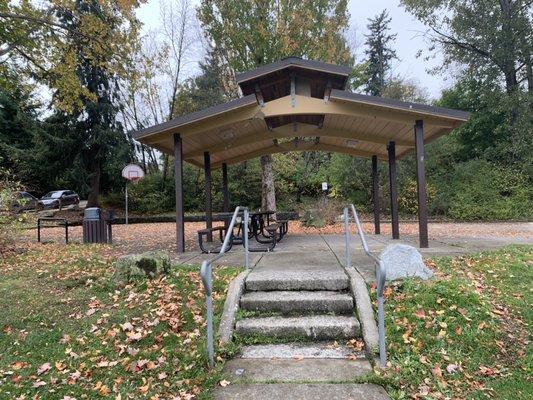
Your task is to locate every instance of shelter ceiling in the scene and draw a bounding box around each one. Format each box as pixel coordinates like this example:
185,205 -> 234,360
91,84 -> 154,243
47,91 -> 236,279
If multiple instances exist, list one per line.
136,92 -> 468,169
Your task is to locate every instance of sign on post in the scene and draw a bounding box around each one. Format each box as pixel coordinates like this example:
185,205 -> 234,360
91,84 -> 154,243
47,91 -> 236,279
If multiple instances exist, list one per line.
121,164 -> 144,224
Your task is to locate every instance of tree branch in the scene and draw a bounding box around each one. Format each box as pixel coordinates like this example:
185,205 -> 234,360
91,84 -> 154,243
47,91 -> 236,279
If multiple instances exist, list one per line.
0,12 -> 105,45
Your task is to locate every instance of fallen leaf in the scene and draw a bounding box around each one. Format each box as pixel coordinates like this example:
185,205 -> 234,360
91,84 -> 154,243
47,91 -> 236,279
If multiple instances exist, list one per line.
219,379 -> 231,387
37,362 -> 52,375
11,361 -> 27,370
446,364 -> 460,374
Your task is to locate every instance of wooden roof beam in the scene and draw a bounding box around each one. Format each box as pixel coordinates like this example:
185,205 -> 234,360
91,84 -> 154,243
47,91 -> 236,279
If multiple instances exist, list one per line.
259,95 -> 460,128
183,123 -> 412,159
209,141 -> 387,169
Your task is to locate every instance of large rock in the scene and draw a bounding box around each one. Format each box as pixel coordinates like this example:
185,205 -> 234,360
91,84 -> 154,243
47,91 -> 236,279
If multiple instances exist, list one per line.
380,244 -> 434,281
113,251 -> 170,283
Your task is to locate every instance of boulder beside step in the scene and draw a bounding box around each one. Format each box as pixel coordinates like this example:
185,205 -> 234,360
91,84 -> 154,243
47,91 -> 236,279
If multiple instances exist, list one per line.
235,315 -> 360,340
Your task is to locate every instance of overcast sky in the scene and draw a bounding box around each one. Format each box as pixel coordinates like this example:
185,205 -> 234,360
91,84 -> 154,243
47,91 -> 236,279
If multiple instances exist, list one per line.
136,0 -> 453,99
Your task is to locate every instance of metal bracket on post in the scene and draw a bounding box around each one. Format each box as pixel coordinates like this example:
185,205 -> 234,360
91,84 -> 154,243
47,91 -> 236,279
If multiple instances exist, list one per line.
254,84 -> 265,107
290,73 -> 296,108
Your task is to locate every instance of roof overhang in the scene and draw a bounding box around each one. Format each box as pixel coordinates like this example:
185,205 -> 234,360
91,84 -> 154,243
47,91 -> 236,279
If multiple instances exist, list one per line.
235,57 -> 352,85
134,90 -> 469,169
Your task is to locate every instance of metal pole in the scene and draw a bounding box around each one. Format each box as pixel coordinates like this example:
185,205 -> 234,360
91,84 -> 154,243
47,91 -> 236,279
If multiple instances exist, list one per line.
37,219 -> 41,243
65,221 -> 68,244
222,163 -> 230,212
204,152 -> 213,242
206,265 -> 214,368
174,133 -> 185,252
243,208 -> 250,269
125,181 -> 128,225
387,141 -> 399,239
200,260 -> 214,368
378,295 -> 386,367
372,155 -> 380,235
222,163 -> 230,230
344,207 -> 350,268
414,120 -> 429,248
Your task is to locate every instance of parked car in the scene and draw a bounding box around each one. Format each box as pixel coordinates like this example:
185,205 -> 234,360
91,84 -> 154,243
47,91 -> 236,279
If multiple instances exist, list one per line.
41,190 -> 80,210
9,191 -> 44,213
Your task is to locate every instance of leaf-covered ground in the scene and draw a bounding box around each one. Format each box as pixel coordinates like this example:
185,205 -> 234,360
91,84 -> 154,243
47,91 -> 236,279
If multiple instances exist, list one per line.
2,242 -> 531,399
21,221 -> 532,256
378,245 -> 532,399
0,243 -> 241,399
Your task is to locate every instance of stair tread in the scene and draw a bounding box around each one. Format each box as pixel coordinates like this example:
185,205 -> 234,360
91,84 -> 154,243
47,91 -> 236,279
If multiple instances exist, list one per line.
246,271 -> 349,291
236,315 -> 360,340
240,342 -> 365,359
241,290 -> 354,313
213,383 -> 391,400
241,290 -> 353,301
223,358 -> 372,383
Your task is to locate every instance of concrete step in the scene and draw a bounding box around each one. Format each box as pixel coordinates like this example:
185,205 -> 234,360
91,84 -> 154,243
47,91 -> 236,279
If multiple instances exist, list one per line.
245,270 -> 350,291
235,315 -> 360,340
240,290 -> 354,314
239,342 -> 365,359
213,383 -> 391,400
223,358 -> 372,383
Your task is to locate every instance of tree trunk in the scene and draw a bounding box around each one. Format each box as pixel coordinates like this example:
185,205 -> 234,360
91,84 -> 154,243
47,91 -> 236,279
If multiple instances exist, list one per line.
87,157 -> 101,208
260,154 -> 276,218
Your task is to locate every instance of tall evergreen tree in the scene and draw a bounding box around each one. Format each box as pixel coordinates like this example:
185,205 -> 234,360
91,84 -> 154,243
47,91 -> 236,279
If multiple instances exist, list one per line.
54,1 -> 133,206
364,10 -> 397,96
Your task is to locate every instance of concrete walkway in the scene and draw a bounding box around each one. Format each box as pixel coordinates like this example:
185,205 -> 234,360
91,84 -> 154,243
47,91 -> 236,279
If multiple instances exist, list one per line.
213,235 -> 390,399
175,232 -> 531,281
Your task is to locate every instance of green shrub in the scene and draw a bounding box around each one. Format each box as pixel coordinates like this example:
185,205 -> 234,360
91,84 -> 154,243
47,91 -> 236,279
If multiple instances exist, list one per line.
127,172 -> 175,214
399,179 -> 437,216
447,160 -> 532,220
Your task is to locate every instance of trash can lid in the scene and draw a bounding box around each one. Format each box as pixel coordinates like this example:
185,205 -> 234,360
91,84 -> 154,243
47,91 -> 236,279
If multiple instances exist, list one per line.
84,207 -> 101,220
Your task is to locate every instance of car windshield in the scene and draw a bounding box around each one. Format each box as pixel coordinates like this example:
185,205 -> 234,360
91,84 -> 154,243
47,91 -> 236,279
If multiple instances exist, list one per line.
44,191 -> 63,198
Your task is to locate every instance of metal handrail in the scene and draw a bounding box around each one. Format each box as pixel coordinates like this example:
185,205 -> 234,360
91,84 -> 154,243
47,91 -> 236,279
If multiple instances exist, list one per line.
344,204 -> 387,367
200,206 -> 250,368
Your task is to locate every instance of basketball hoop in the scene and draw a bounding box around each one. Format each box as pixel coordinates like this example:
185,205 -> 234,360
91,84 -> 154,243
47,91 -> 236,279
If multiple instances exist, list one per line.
121,164 -> 144,224
122,164 -> 144,182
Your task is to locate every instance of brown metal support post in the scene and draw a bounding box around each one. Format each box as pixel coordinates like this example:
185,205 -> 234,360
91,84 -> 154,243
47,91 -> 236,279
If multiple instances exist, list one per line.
415,120 -> 429,248
204,152 -> 213,241
222,163 -> 230,213
388,141 -> 400,239
174,133 -> 185,252
222,162 -> 230,230
372,155 -> 380,234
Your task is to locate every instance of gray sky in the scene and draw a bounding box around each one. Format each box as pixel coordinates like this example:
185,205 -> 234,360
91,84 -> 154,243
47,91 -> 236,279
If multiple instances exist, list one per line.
136,0 -> 453,99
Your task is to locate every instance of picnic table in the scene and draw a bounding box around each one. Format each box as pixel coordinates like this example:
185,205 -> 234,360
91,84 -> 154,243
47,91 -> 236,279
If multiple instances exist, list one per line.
197,210 -> 289,254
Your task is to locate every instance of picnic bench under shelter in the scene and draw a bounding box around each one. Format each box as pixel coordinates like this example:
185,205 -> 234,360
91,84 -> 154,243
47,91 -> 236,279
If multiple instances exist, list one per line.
134,57 -> 470,252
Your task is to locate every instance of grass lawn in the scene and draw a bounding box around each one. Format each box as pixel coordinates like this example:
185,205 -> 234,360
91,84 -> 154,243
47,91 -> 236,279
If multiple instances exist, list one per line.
0,243 -> 241,399
379,245 -> 532,399
1,242 -> 531,399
